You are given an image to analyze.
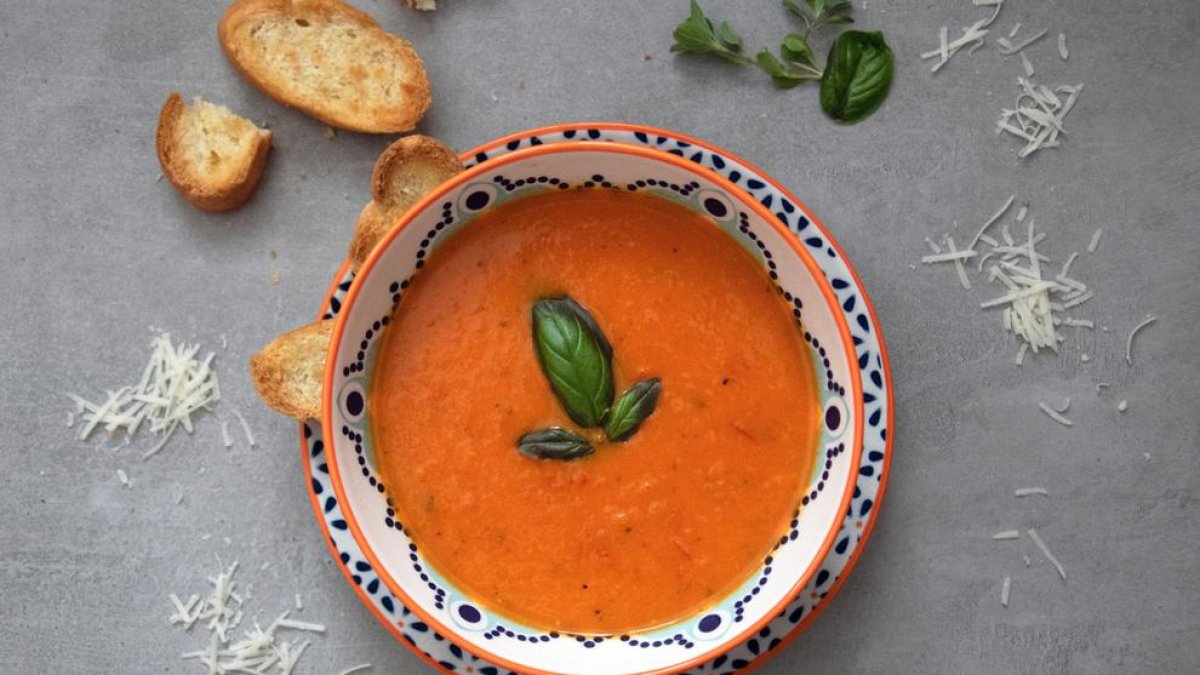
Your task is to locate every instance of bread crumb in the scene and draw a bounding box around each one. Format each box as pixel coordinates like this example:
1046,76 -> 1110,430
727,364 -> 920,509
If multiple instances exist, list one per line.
516,79 -> 526,92
156,172 -> 164,183
644,51 -> 655,61
323,126 -> 337,140
271,270 -> 282,285
270,250 -> 277,260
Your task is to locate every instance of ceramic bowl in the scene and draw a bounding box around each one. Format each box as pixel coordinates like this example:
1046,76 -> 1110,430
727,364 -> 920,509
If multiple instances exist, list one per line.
322,142 -> 864,675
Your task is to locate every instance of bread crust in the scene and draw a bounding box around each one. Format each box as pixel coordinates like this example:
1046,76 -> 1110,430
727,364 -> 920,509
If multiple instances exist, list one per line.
348,135 -> 463,270
156,92 -> 272,213
250,319 -> 334,420
218,0 -> 432,133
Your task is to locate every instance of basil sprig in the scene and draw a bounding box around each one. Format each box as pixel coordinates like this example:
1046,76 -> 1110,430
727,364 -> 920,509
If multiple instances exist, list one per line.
670,0 -> 894,124
521,296 -> 663,460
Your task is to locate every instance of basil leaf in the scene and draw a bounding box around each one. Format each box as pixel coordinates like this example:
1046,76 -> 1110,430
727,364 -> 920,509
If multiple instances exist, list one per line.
781,32 -> 817,68
531,297 -> 614,428
717,21 -> 743,51
517,427 -> 595,461
756,49 -> 819,88
819,30 -> 894,124
671,0 -> 754,65
605,379 -> 663,442
782,0 -> 812,20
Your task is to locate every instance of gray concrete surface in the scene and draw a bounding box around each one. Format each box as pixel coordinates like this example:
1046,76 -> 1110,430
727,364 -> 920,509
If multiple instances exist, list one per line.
2,1 -> 1198,673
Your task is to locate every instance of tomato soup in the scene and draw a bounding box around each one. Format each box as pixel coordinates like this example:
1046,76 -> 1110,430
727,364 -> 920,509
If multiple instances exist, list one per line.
371,189 -> 820,633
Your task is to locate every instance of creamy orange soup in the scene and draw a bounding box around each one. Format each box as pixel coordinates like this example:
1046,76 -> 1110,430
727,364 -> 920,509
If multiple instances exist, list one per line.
371,189 -> 819,633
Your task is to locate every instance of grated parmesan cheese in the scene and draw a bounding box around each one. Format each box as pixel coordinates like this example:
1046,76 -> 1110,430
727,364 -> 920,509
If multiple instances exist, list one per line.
338,665 -> 373,675
231,408 -> 256,447
1058,32 -> 1069,60
1125,316 -> 1157,365
996,78 -> 1084,157
220,420 -> 233,448
1117,400 -> 1128,413
294,593 -> 303,610
1027,529 -> 1067,580
998,28 -> 1047,55
172,560 -> 330,675
922,0 -> 1003,72
922,250 -> 977,264
1023,554 -> 1032,567
946,236 -> 972,290
1014,487 -> 1048,497
1038,402 -> 1073,427
68,332 -> 220,459
1008,23 -> 1022,38
993,530 -> 1020,540
116,468 -> 130,487
1020,51 -> 1034,76
172,482 -> 184,505
1087,229 -> 1103,253
1001,576 -> 1011,607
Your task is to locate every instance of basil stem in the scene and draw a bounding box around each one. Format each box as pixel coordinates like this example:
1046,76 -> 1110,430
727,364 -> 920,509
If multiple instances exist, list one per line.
531,297 -> 615,428
517,427 -> 595,461
605,378 -> 663,442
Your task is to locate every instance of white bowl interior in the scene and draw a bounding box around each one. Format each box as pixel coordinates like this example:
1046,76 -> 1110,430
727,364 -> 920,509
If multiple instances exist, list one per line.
326,145 -> 860,675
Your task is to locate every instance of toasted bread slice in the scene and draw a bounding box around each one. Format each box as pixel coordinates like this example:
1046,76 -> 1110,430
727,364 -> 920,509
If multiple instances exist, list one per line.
250,319 -> 333,420
348,134 -> 463,270
218,0 -> 431,133
156,92 -> 272,212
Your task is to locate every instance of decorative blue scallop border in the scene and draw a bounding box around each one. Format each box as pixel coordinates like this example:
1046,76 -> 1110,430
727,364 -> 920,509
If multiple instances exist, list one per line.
307,125 -> 891,675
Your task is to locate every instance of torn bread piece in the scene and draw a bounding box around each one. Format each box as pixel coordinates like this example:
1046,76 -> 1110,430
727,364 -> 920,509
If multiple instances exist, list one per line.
348,135 -> 463,270
156,92 -> 272,212
218,0 -> 431,133
250,319 -> 333,420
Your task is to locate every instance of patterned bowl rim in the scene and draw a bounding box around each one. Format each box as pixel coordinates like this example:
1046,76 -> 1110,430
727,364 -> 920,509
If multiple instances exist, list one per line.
321,140 -> 865,675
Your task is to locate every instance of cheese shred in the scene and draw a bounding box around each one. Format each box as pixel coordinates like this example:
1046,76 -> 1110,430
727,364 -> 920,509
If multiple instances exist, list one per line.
1027,529 -> 1067,580
1124,316 -> 1157,365
1037,402 -> 1073,427
1014,487 -> 1048,497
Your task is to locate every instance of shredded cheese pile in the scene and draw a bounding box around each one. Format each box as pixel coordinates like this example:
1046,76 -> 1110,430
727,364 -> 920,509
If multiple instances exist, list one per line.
921,0 -> 1004,72
996,78 -> 1084,157
171,560 -> 333,675
68,332 -> 220,459
923,197 -> 1095,362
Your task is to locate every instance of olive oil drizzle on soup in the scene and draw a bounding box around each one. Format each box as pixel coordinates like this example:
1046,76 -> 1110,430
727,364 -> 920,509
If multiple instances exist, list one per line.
371,189 -> 820,633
